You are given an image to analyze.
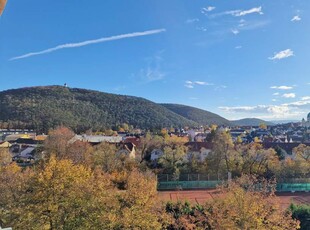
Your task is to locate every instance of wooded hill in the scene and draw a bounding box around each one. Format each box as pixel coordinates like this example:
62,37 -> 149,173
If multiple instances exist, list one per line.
0,86 -> 197,132
231,118 -> 275,127
0,86 -> 272,132
160,103 -> 231,126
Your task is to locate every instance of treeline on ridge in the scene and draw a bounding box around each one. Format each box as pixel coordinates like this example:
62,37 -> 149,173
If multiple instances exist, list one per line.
0,86 -> 198,133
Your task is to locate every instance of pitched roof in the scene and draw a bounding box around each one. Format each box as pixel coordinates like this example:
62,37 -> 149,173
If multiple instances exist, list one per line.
185,142 -> 213,151
73,135 -> 122,144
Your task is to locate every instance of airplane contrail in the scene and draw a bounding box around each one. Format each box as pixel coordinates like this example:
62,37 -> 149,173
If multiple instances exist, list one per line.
10,28 -> 166,61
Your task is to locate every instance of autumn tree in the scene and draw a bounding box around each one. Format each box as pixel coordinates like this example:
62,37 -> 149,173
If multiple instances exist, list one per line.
137,132 -> 164,162
18,156 -> 93,229
165,201 -> 211,230
66,140 -> 93,165
206,130 -> 235,178
0,156 -> 168,229
121,123 -> 130,132
104,129 -> 115,136
279,144 -> 310,179
293,144 -> 310,175
259,122 -> 267,130
165,134 -> 189,148
0,163 -> 33,228
116,169 -> 165,229
235,143 -> 280,178
44,126 -> 75,159
160,128 -> 168,137
158,145 -> 187,179
205,176 -> 300,229
0,148 -> 11,167
91,142 -> 118,171
11,156 -> 121,230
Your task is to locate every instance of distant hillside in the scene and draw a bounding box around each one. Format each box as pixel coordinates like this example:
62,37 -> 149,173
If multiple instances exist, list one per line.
160,104 -> 231,126
0,86 -> 197,132
231,118 -> 274,127
269,120 -> 300,124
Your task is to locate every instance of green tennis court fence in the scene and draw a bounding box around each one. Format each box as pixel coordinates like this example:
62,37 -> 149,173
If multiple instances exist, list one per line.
157,181 -> 310,192
157,180 -> 223,190
276,183 -> 310,192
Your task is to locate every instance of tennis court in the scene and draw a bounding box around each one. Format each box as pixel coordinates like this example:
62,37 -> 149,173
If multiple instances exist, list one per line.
158,190 -> 310,208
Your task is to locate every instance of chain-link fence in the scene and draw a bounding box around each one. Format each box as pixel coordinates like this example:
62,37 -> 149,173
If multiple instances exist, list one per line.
157,173 -> 226,182
157,174 -> 310,192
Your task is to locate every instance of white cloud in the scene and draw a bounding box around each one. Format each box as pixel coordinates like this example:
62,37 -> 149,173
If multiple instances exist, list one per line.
273,92 -> 280,96
220,104 -> 302,119
235,46 -> 242,49
185,84 -> 194,89
196,27 -> 207,32
208,20 -> 269,37
301,96 -> 310,101
212,6 -> 263,18
220,98 -> 310,120
186,18 -> 199,24
272,99 -> 277,102
291,15 -> 301,22
269,49 -> 294,60
10,28 -> 166,60
234,6 -> 263,17
194,81 -> 213,86
184,80 -> 213,88
238,19 -> 246,27
141,68 -> 165,82
201,6 -> 216,14
139,51 -> 166,82
231,29 -> 239,35
283,100 -> 310,107
282,93 -> 296,98
270,86 -> 293,90
219,105 -> 269,113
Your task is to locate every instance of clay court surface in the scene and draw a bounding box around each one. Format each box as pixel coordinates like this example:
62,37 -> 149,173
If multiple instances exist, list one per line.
158,190 -> 310,208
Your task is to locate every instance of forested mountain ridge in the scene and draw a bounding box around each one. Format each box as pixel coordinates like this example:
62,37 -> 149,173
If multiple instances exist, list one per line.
231,118 -> 275,126
0,86 -> 273,132
160,103 -> 232,126
0,86 -> 197,132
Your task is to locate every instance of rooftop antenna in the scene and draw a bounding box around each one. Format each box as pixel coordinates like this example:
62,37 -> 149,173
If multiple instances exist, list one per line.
64,83 -> 68,88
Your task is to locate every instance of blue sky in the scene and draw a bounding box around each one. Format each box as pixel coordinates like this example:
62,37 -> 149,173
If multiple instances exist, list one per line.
1,0 -> 310,121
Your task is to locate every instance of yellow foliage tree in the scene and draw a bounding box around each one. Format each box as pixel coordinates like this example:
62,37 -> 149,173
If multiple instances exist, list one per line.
44,126 -> 75,159
0,148 -> 11,167
0,163 -> 34,228
205,176 -> 300,229
116,169 -> 164,229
